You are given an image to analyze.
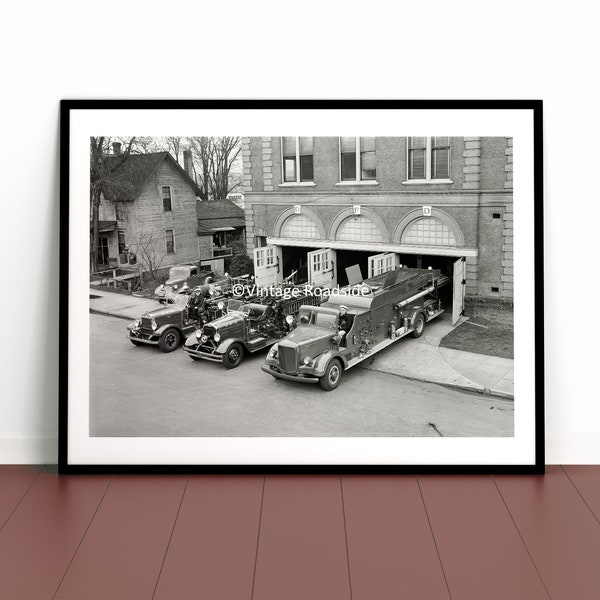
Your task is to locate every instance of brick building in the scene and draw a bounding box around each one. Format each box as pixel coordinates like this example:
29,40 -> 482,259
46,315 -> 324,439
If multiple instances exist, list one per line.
241,136 -> 513,322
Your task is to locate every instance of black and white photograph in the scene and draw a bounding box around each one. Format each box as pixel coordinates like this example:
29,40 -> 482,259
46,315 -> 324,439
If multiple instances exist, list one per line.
61,102 -> 543,470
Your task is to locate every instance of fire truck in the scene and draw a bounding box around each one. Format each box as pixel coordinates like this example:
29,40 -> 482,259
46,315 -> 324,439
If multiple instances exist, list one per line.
183,289 -> 323,369
261,266 -> 450,390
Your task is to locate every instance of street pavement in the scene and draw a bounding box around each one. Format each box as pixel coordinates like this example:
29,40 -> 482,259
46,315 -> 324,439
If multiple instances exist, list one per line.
89,314 -> 514,438
90,288 -> 514,398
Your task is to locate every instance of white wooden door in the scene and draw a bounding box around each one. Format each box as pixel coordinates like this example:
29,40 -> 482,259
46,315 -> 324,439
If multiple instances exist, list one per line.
452,257 -> 466,325
307,248 -> 337,288
253,245 -> 282,287
368,252 -> 399,278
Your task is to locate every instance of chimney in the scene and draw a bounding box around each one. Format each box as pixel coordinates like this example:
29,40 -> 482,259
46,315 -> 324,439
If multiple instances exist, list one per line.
112,142 -> 122,155
183,150 -> 194,179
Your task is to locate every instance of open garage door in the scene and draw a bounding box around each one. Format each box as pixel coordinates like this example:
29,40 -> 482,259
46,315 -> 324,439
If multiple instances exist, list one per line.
452,257 -> 466,325
253,245 -> 282,287
368,252 -> 399,278
308,248 -> 337,288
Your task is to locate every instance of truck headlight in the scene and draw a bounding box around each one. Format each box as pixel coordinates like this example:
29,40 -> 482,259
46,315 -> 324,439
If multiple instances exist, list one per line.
195,328 -> 203,339
285,315 -> 294,325
151,319 -> 158,331
269,345 -> 278,358
173,284 -> 178,290
214,332 -> 221,343
134,319 -> 140,329
217,301 -> 225,310
303,356 -> 312,365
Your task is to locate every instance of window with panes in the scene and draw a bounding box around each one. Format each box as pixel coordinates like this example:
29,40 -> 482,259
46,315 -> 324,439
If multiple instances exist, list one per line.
282,137 -> 314,183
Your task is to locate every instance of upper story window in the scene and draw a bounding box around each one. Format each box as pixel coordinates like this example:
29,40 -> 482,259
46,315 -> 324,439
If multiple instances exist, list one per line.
407,137 -> 451,182
115,202 -> 126,221
162,186 -> 172,211
281,137 -> 314,183
339,137 -> 377,183
165,229 -> 175,254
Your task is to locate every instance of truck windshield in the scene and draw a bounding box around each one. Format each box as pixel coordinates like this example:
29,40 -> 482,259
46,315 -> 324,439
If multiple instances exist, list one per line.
313,311 -> 338,330
169,267 -> 191,280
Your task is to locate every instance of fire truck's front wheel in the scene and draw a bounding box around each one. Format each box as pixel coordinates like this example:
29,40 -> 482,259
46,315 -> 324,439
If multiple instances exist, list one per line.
158,328 -> 181,352
223,343 -> 244,369
320,359 -> 343,391
411,313 -> 426,338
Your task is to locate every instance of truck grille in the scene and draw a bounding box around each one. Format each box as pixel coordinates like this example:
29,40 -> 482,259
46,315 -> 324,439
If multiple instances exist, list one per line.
141,316 -> 153,331
278,345 -> 297,373
203,325 -> 216,338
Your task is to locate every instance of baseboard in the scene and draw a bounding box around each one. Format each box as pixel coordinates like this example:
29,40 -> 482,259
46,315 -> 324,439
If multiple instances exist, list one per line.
546,433 -> 600,464
0,436 -> 58,464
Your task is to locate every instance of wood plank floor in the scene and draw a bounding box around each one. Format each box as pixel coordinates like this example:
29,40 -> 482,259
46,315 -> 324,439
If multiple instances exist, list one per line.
0,467 -> 599,599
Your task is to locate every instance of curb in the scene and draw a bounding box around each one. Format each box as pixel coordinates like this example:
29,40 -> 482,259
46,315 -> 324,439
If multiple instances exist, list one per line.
90,308 -> 132,322
361,364 -> 514,401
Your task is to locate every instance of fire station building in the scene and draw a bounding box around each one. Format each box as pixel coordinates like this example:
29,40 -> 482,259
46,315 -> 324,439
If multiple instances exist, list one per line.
241,137 -> 513,323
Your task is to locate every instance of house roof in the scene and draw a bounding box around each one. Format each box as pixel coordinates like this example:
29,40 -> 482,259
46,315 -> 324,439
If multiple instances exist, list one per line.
196,200 -> 246,234
196,199 -> 245,219
101,152 -> 203,201
197,217 -> 246,234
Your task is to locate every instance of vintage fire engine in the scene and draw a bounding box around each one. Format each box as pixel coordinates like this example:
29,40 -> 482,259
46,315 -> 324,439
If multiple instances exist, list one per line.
183,290 -> 322,368
127,285 -> 227,352
261,267 -> 450,390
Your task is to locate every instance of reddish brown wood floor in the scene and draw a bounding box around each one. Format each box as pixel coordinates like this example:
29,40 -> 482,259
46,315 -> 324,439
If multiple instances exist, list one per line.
0,466 -> 599,599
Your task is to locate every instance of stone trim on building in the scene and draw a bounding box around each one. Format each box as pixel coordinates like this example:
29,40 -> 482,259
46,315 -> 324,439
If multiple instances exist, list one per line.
273,206 -> 327,239
328,207 -> 391,242
502,201 -> 513,298
504,137 -> 513,189
393,208 -> 466,247
241,137 -> 252,193
262,137 -> 274,192
463,137 -> 481,190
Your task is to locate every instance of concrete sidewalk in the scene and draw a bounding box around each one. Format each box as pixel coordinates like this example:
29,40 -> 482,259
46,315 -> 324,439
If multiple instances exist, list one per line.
89,289 -> 514,399
89,288 -> 159,321
362,312 -> 514,399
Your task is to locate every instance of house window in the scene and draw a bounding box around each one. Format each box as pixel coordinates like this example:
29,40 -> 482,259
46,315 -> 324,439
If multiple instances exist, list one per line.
407,137 -> 451,181
117,230 -> 126,254
265,247 -> 275,266
115,202 -> 126,221
165,229 -> 175,254
162,186 -> 172,211
282,137 -> 313,183
340,137 -> 377,182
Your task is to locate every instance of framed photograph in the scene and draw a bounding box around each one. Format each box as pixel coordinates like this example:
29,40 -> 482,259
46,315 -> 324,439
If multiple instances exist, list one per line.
59,100 -> 544,473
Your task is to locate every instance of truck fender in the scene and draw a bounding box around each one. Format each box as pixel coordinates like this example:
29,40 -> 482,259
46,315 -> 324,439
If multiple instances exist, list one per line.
313,351 -> 347,376
155,323 -> 183,337
216,337 -> 247,354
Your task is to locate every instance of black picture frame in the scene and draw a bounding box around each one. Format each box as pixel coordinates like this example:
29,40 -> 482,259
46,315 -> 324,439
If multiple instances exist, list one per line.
59,100 -> 544,474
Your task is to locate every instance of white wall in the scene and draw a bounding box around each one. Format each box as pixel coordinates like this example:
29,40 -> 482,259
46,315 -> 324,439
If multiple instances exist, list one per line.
1,0 -> 598,463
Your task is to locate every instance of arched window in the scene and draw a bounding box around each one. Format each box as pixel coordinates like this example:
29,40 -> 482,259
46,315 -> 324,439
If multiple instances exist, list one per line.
336,215 -> 384,242
402,217 -> 457,246
281,214 -> 319,239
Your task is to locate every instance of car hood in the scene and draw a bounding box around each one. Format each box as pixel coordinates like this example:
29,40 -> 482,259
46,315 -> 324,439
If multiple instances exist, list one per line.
143,305 -> 184,319
206,312 -> 245,329
284,325 -> 334,345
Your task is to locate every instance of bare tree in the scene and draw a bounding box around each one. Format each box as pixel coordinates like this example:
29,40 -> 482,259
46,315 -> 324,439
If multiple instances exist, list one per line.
166,136 -> 184,165
90,136 -> 137,271
189,136 -> 241,201
130,229 -> 166,287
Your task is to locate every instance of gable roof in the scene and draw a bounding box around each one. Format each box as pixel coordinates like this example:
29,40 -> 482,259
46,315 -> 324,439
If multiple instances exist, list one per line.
196,199 -> 246,235
196,199 -> 245,220
101,152 -> 203,201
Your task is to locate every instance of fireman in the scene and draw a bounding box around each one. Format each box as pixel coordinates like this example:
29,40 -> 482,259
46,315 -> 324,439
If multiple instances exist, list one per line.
338,305 -> 353,334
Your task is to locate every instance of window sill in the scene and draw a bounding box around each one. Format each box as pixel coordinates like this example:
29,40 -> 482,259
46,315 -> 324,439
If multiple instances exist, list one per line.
401,179 -> 453,185
278,182 -> 316,187
335,180 -> 380,187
